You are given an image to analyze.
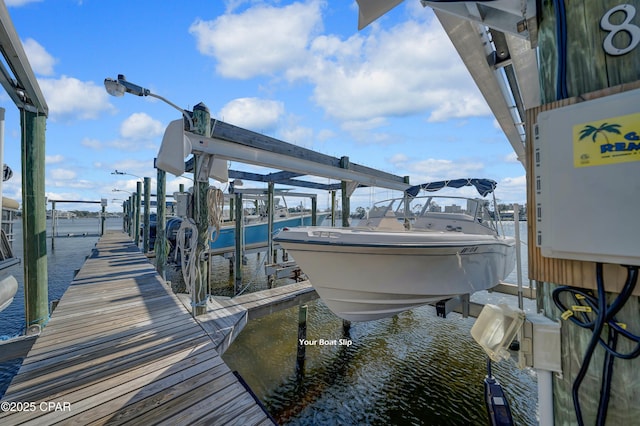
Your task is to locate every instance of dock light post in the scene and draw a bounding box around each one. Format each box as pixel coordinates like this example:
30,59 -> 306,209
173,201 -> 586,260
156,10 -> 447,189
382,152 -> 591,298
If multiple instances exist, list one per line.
104,75 -> 194,130
104,74 -> 206,315
112,188 -> 132,195
111,169 -> 143,181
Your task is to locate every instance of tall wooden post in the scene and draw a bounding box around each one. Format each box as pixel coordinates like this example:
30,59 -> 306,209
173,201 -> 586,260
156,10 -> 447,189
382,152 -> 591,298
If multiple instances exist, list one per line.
122,200 -> 126,232
234,192 -> 243,294
21,109 -> 48,329
538,1 -> 640,104
50,200 -> 56,250
156,166 -> 167,280
134,181 -> 142,246
143,176 -> 151,253
531,2 -> 640,424
267,182 -> 274,265
340,156 -> 350,227
192,103 -> 210,316
296,304 -> 308,373
331,190 -> 336,227
100,201 -> 106,236
311,195 -> 317,226
127,195 -> 133,238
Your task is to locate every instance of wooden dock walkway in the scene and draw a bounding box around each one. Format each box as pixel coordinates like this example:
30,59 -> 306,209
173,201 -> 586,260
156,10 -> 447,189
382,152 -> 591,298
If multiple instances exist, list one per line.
0,231 -> 274,425
178,281 -> 317,354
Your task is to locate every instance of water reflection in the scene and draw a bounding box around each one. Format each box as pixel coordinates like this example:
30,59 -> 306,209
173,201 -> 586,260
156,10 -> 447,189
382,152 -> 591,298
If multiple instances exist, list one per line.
223,298 -> 537,425
174,221 -> 538,425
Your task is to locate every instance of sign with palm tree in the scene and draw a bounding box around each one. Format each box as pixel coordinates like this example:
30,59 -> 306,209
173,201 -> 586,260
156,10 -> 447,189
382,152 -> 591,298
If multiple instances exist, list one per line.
573,113 -> 640,167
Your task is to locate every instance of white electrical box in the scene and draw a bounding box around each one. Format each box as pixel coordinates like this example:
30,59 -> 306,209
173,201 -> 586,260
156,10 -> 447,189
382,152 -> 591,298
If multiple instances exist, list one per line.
517,313 -> 562,373
534,88 -> 640,266
174,192 -> 192,218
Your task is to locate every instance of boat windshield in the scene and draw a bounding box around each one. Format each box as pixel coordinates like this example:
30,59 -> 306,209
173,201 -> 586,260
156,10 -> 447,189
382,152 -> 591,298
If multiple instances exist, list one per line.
368,195 -> 499,233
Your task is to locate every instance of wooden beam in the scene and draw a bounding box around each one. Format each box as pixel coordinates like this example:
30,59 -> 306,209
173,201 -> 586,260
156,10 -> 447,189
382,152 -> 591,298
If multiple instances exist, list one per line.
0,2 -> 48,115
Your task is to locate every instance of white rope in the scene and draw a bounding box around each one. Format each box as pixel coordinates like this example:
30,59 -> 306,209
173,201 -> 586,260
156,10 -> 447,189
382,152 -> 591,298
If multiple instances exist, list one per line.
176,218 -> 200,300
207,187 -> 224,243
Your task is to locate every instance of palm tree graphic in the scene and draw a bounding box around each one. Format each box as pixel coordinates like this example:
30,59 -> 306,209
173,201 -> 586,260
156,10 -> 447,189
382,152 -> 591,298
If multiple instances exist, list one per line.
578,122 -> 621,143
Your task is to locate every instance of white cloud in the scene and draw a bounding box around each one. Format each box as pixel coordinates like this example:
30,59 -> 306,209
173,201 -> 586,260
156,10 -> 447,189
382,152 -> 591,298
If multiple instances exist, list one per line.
504,152 -> 519,163
191,4 -> 489,137
108,139 -> 158,152
388,156 -> 484,183
23,38 -> 57,76
279,123 -> 314,148
50,168 -> 77,180
388,153 -> 409,165
38,76 -> 116,121
190,1 -> 324,79
6,0 -> 42,6
218,98 -> 284,132
120,112 -> 163,140
81,138 -> 102,149
45,154 -> 64,164
497,175 -> 527,203
293,18 -> 489,125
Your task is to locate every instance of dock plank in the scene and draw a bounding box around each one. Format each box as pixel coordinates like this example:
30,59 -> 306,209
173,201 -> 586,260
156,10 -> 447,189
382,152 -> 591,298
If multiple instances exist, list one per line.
189,279 -> 318,354
0,231 -> 273,425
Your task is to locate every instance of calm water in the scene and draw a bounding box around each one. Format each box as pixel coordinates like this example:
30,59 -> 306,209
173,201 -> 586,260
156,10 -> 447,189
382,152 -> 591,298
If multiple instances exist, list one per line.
221,220 -> 539,425
1,218 -> 538,425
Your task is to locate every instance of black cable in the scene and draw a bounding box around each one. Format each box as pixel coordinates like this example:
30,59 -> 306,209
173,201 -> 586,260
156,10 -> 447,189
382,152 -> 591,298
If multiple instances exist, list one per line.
596,328 -> 617,425
552,264 -> 639,426
554,0 -> 569,100
570,263 -> 607,426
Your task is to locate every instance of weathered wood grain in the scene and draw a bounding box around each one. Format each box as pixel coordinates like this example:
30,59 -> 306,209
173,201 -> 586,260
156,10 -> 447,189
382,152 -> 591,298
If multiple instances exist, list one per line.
0,231 -> 273,425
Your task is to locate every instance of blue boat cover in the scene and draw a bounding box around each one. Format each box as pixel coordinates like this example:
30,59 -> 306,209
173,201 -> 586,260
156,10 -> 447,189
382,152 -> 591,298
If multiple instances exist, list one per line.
405,178 -> 497,198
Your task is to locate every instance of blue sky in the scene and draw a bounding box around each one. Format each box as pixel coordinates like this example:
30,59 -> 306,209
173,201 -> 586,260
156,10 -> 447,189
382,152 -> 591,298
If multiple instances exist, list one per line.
1,0 -> 526,212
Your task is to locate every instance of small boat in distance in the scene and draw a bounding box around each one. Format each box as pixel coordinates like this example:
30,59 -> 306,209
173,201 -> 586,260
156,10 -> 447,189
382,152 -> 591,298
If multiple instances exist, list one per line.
165,195 -> 327,256
274,179 -> 516,322
207,201 -> 327,255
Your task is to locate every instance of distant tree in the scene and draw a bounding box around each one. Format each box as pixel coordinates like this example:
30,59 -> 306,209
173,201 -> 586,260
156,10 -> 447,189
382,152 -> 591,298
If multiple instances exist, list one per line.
354,207 -> 366,219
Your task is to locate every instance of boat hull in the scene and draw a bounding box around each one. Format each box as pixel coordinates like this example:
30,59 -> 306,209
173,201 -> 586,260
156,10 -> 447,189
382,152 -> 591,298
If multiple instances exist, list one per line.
275,227 -> 516,321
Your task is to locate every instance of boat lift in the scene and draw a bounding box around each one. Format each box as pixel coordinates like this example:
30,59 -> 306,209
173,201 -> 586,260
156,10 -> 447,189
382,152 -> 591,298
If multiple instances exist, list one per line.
157,113 -> 413,293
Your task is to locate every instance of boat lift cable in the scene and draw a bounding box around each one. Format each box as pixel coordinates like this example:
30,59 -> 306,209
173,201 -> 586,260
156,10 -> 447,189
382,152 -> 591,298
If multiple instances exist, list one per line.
552,264 -> 639,426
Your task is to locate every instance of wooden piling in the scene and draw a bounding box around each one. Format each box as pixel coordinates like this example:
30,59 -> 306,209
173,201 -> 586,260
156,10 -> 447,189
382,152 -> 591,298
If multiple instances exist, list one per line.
340,156 -> 350,227
51,200 -> 56,250
127,195 -> 133,238
267,181 -> 274,265
234,192 -> 243,294
100,201 -> 106,236
21,109 -> 48,328
296,304 -> 308,371
530,3 -> 640,422
311,195 -> 317,225
331,190 -> 336,227
192,103 -> 211,316
156,166 -> 167,279
143,176 -> 151,253
134,181 -> 142,245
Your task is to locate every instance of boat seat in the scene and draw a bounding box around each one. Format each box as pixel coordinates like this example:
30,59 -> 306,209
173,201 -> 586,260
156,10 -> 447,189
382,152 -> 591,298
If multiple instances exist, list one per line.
374,217 -> 405,231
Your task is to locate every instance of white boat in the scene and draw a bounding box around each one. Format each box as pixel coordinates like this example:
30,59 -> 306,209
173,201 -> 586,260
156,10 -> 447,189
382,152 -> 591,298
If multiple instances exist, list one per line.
274,179 -> 516,321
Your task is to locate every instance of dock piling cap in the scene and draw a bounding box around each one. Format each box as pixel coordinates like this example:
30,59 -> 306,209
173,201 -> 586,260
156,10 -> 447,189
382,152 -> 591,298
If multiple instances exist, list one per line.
471,303 -> 525,362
